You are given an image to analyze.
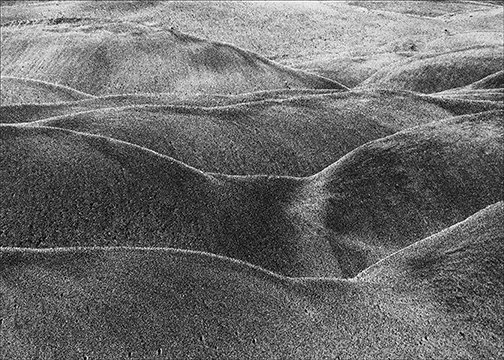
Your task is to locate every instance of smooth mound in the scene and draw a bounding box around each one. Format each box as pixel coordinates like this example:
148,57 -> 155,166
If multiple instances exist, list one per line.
310,110 -> 504,276
357,46 -> 503,93
1,202 -> 503,359
0,76 -> 94,105
7,90 -> 496,176
1,110 -> 502,277
0,19 -> 346,96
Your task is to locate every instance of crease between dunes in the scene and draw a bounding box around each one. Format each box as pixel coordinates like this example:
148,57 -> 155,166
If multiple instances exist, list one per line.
0,19 -> 346,96
1,110 -> 503,278
1,202 -> 503,359
0,76 -> 95,106
357,46 -> 503,93
2,89 -> 502,176
432,70 -> 504,102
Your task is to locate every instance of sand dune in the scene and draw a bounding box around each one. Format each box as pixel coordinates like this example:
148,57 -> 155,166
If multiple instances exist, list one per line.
3,90 -> 501,176
432,88 -> 504,102
357,46 -> 503,93
2,1 -> 499,64
432,70 -> 504,101
424,31 -> 503,53
0,88 -> 343,124
1,1 -> 501,357
304,110 -> 504,276
0,76 -> 94,105
1,202 -> 502,359
462,69 -> 504,90
0,19 -> 345,97
294,52 -> 409,88
1,110 -> 502,277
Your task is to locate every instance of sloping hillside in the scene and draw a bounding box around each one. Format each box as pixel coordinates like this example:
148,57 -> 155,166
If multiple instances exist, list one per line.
357,46 -> 503,93
465,69 -> 504,89
0,19 -> 345,96
0,76 -> 94,105
2,1 -> 501,67
306,110 -> 504,276
5,90 -> 499,176
0,88 -> 341,124
424,31 -> 503,53
432,70 -> 504,101
295,52 -> 409,88
1,202 -> 502,359
356,201 -> 504,349
1,110 -> 502,277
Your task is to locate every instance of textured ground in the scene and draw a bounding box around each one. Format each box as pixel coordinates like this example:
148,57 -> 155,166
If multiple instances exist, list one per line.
0,1 -> 503,358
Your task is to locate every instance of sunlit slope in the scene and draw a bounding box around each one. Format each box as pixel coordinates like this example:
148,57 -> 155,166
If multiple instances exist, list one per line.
308,110 -> 504,276
1,110 -> 502,277
424,31 -> 503,53
0,76 -> 94,105
357,46 -> 503,93
295,31 -> 503,88
2,202 -> 503,359
0,19 -> 345,96
7,90 -> 497,176
1,1 -> 500,66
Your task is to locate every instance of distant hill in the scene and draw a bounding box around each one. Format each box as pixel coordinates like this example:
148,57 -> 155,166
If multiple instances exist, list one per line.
1,1 -> 500,68
4,90 -> 500,176
1,110 -> 502,277
424,31 -> 503,53
0,19 -> 345,96
0,76 -> 94,105
357,46 -> 503,93
2,202 -> 503,358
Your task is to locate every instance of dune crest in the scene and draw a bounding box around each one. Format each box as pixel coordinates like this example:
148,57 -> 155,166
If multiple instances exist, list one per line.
0,19 -> 346,96
1,110 -> 502,277
1,202 -> 503,359
431,70 -> 504,102
0,76 -> 94,105
358,46 -> 503,93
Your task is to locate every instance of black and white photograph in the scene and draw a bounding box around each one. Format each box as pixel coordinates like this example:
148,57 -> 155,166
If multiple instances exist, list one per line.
0,0 -> 503,358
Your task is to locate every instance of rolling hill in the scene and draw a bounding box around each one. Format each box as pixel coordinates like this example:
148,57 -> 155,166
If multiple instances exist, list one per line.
312,109 -> 503,275
432,69 -> 504,101
357,46 -> 503,93
3,90 -> 501,176
464,69 -> 504,89
0,18 -> 346,97
1,201 -> 502,359
294,52 -> 409,88
1,1 -> 501,78
1,110 -> 502,277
